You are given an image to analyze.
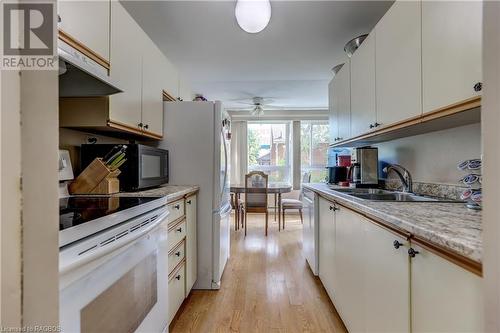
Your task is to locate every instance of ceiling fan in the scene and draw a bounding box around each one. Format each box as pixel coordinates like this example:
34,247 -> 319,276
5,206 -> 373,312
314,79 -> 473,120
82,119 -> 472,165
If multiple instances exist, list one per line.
229,97 -> 282,116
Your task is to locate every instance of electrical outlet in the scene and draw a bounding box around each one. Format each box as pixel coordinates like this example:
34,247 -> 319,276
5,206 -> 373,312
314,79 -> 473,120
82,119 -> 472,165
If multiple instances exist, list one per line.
85,135 -> 98,144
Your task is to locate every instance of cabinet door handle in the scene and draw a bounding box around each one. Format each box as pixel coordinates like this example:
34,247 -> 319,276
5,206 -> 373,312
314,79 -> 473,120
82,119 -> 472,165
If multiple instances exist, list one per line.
338,137 -> 343,141
138,122 -> 143,128
187,200 -> 192,205
174,204 -> 180,210
58,15 -> 62,23
143,124 -> 149,129
393,240 -> 403,249
369,124 -> 375,129
176,227 -> 182,233
175,275 -> 181,280
374,122 -> 381,127
408,248 -> 420,258
473,82 -> 482,92
329,205 -> 339,211
175,251 -> 181,257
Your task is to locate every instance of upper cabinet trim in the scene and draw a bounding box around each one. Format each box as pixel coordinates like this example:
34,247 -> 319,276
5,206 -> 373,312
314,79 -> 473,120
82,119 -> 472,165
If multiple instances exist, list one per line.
331,95 -> 480,147
58,30 -> 110,70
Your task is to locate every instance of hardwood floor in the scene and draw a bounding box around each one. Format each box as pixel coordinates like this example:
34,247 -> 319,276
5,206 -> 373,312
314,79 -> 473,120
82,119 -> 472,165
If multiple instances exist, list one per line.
170,213 -> 347,333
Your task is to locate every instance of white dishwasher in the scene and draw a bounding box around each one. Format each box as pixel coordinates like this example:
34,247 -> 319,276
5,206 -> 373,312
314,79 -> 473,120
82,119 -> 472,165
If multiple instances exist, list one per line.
302,187 -> 318,275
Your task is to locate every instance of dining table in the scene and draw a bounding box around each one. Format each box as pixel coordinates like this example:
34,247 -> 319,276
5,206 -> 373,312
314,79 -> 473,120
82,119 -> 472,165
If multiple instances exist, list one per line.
230,182 -> 293,230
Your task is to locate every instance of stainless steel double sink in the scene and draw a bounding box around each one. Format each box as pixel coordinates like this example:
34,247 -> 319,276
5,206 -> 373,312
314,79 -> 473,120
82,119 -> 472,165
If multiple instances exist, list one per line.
331,187 -> 462,203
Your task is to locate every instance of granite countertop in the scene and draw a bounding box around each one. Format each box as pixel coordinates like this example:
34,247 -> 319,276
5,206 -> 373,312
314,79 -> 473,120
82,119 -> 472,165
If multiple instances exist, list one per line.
304,183 -> 482,264
114,184 -> 199,203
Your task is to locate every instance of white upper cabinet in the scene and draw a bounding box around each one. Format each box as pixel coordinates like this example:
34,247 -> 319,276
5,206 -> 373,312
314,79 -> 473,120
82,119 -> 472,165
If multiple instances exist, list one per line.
328,79 -> 339,144
142,39 -> 166,136
375,0 -> 422,126
109,1 -> 143,130
328,0 -> 482,144
333,62 -> 351,142
58,0 -> 110,63
422,1 -> 482,113
410,243 -> 484,332
350,32 -> 376,137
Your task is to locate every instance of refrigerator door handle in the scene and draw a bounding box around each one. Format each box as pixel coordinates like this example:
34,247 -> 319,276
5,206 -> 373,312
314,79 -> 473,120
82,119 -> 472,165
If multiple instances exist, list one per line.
220,202 -> 232,217
221,130 -> 228,200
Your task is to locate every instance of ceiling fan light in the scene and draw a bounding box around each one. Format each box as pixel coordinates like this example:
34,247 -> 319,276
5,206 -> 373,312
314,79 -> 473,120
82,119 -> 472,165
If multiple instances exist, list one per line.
235,0 -> 271,34
251,105 -> 264,116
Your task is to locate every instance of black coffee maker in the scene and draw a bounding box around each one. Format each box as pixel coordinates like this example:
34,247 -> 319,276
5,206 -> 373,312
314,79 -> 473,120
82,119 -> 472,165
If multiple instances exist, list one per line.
327,166 -> 347,184
326,154 -> 349,184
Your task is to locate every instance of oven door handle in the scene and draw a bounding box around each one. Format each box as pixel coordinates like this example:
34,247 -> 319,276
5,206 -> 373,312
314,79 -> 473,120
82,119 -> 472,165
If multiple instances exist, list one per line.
60,209 -> 169,274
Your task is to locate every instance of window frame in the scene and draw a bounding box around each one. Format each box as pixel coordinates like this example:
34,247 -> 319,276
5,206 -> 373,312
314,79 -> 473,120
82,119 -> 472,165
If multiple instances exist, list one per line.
300,120 -> 329,183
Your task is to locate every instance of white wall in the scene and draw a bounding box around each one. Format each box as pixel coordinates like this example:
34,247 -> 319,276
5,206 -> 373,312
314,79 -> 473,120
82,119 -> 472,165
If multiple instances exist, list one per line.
20,70 -> 59,326
482,1 -> 500,330
0,68 -> 22,328
0,66 -> 59,329
229,121 -> 247,185
375,123 -> 481,184
59,128 -> 126,173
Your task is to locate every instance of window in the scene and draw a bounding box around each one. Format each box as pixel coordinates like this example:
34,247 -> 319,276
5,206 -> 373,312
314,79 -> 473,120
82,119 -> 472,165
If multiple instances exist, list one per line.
247,122 -> 291,182
301,122 -> 329,183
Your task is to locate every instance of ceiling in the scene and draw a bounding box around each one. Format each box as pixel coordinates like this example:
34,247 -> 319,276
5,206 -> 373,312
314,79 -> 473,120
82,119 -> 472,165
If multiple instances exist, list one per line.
122,1 -> 393,110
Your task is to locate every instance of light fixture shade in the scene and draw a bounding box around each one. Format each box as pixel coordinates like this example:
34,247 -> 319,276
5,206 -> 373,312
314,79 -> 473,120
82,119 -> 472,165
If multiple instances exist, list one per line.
251,105 -> 264,116
235,0 -> 271,34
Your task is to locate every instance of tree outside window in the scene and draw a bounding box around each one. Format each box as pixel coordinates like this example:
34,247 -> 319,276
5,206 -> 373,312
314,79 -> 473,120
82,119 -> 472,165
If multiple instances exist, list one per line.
247,123 -> 291,182
301,122 -> 329,183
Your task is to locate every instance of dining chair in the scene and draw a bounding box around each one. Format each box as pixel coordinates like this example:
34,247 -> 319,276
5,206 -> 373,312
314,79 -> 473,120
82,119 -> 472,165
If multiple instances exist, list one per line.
244,171 -> 269,236
281,172 -> 311,228
231,193 -> 239,230
231,192 -> 245,231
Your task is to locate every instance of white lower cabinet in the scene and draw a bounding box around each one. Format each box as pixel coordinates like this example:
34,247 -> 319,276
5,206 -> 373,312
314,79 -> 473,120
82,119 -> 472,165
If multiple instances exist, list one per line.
168,262 -> 186,324
318,197 -> 336,299
334,204 -> 366,332
167,193 -> 198,325
185,194 -> 197,294
317,196 -> 482,332
410,243 -> 484,333
364,220 -> 410,332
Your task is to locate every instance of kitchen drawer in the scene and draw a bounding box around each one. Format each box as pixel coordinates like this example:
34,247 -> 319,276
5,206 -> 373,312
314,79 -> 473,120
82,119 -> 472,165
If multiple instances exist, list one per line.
168,220 -> 186,252
168,240 -> 185,275
168,199 -> 185,223
168,262 -> 186,324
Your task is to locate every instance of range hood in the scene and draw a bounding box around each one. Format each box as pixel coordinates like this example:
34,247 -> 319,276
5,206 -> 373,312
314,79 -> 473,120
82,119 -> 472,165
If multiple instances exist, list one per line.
58,40 -> 122,97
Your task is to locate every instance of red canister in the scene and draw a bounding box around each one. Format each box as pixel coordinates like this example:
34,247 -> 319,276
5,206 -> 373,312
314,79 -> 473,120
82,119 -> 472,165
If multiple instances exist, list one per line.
337,155 -> 351,167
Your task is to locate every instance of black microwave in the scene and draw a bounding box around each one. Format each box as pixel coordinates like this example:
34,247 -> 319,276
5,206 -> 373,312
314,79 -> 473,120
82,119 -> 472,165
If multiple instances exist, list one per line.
81,144 -> 168,191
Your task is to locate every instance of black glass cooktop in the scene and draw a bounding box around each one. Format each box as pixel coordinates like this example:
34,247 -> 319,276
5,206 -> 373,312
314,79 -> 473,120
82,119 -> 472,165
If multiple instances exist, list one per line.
59,196 -> 158,231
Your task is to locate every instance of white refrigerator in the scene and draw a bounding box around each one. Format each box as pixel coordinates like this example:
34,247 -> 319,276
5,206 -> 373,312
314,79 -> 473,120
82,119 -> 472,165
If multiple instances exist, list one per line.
160,101 -> 231,289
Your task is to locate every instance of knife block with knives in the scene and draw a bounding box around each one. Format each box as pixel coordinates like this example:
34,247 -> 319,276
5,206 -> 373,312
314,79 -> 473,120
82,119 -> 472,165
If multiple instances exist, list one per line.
69,158 -> 121,195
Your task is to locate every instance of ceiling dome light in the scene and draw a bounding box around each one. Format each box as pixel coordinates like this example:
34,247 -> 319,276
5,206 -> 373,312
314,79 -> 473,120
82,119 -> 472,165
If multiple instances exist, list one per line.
235,0 -> 271,34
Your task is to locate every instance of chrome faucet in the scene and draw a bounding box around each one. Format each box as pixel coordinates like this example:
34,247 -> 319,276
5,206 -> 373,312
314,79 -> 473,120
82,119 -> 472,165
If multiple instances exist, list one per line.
383,164 -> 413,193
